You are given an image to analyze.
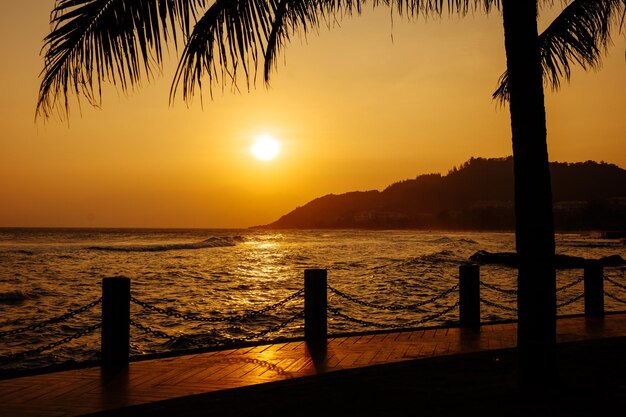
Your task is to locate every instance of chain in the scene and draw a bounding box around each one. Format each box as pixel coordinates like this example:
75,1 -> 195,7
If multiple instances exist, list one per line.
480,297 -> 518,312
327,302 -> 459,329
0,323 -> 101,365
605,291 -> 626,304
556,277 -> 584,293
480,276 -> 584,296
131,311 -> 304,345
228,311 -> 304,343
606,277 -> 626,291
480,281 -> 517,295
327,283 -> 459,311
556,293 -> 585,309
130,319 -> 179,341
0,298 -> 102,338
130,288 -> 304,323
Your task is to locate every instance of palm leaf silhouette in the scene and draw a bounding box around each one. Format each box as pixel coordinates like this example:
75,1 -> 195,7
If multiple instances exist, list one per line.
37,0 -> 205,119
494,0 -> 625,102
38,0 -> 504,117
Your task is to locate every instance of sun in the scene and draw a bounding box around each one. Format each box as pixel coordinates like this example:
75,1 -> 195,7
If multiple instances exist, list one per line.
250,135 -> 281,161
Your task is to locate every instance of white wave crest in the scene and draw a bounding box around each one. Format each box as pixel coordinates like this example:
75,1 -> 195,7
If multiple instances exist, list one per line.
89,237 -> 239,253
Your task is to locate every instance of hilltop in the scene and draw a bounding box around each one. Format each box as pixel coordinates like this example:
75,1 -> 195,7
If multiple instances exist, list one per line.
254,157 -> 626,231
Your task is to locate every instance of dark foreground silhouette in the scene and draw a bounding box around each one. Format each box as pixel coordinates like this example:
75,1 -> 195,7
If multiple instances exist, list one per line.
86,336 -> 626,417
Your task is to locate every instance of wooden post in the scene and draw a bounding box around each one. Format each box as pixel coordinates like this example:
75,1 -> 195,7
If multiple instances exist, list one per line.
101,276 -> 130,371
304,269 -> 327,350
459,264 -> 480,328
584,260 -> 604,317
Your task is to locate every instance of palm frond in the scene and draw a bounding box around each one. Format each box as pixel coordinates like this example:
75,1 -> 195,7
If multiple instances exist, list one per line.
493,0 -> 625,103
263,0 -> 298,84
170,0 -> 280,103
384,0 -> 500,16
172,0 -> 502,102
263,0 -> 355,84
37,0 -> 205,119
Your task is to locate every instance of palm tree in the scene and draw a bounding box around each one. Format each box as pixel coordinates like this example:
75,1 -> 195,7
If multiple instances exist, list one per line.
492,0 -> 624,385
37,0 -> 625,385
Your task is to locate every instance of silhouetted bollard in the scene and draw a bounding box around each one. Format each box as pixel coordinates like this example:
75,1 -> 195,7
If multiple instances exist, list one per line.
304,269 -> 327,350
459,264 -> 480,328
102,276 -> 130,372
584,261 -> 604,317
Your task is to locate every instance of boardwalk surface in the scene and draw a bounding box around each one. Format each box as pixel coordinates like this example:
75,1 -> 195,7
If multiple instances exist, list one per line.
1,314 -> 626,417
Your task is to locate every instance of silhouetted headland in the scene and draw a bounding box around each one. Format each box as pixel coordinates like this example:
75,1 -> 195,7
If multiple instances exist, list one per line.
253,157 -> 626,231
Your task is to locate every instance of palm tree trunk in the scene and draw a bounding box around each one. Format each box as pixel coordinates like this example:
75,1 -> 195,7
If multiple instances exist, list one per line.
501,0 -> 557,386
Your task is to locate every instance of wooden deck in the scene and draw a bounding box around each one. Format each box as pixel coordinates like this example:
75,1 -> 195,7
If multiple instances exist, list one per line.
2,314 -> 626,417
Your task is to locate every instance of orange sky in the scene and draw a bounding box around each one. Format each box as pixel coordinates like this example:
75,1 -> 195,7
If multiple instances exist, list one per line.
1,2 -> 624,228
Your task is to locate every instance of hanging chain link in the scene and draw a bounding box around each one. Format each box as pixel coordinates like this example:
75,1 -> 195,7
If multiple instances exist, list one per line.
327,283 -> 459,311
556,293 -> 585,309
556,276 -> 584,293
228,311 -> 304,343
130,288 -> 304,323
0,298 -> 102,338
327,302 -> 459,329
605,291 -> 626,305
480,281 -> 517,295
480,297 -> 518,312
480,276 -> 584,296
606,277 -> 626,291
131,311 -> 304,345
0,323 -> 101,365
130,319 -> 179,341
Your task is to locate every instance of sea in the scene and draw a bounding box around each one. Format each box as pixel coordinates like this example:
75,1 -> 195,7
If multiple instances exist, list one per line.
1,228 -> 624,372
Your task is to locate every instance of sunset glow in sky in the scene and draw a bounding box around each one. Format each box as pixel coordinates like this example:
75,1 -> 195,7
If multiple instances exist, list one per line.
1,1 -> 624,228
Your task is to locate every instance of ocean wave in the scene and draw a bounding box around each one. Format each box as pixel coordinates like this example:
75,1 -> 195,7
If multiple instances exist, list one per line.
0,290 -> 38,304
0,249 -> 35,255
426,237 -> 453,243
426,237 -> 478,245
369,250 -> 461,273
88,237 -> 240,253
566,241 -> 622,248
409,250 -> 458,263
459,238 -> 478,244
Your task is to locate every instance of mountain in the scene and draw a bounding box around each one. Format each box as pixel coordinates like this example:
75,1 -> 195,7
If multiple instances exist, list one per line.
254,157 -> 626,231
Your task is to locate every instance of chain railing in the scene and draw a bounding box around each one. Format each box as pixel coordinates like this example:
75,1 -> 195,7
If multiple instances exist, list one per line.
480,297 -> 518,312
2,265 -> 623,371
131,311 -> 305,346
325,279 -> 460,331
130,319 -> 179,342
327,302 -> 459,329
0,298 -> 103,366
327,283 -> 459,311
556,276 -> 584,293
556,293 -> 585,309
605,276 -> 626,305
606,276 -> 626,291
478,274 -> 588,314
0,298 -> 102,338
129,289 -> 305,347
130,289 -> 303,323
0,324 -> 101,366
605,291 -> 626,305
479,281 -> 517,295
